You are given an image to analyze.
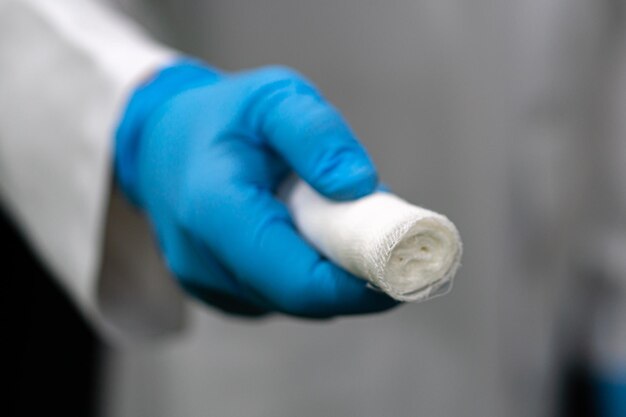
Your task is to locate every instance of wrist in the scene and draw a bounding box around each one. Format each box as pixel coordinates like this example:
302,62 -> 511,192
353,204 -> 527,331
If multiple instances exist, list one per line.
114,58 -> 221,206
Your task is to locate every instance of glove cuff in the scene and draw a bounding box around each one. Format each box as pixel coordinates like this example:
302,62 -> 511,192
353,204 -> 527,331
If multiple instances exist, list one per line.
114,58 -> 221,206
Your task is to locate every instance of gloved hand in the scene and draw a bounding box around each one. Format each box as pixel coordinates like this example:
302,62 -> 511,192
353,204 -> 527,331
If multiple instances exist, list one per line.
115,60 -> 398,318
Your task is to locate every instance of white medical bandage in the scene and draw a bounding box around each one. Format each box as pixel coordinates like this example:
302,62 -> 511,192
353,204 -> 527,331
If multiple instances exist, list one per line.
284,180 -> 462,302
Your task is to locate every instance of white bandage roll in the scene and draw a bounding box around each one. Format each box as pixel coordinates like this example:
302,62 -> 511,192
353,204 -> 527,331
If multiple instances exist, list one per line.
284,180 -> 462,302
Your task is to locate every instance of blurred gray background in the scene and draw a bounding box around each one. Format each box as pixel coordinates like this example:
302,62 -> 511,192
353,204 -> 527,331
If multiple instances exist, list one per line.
102,1 -> 626,416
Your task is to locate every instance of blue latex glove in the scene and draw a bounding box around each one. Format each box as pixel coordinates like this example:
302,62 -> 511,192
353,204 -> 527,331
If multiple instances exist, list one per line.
115,60 -> 398,318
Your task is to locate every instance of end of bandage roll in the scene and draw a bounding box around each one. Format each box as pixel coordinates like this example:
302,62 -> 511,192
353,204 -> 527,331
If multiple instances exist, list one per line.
380,214 -> 462,302
282,178 -> 463,303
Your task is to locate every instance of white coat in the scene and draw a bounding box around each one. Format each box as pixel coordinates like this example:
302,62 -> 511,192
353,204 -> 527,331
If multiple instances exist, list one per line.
1,1 -> 624,416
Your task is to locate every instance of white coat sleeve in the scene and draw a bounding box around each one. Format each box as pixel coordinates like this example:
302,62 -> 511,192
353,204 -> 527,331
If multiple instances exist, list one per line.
0,0 -> 188,342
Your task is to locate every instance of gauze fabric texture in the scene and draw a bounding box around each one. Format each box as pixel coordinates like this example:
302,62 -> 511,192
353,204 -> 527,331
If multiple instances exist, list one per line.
284,180 -> 462,302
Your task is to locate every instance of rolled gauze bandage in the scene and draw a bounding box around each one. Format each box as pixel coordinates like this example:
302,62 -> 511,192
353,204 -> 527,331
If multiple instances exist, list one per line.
283,180 -> 462,302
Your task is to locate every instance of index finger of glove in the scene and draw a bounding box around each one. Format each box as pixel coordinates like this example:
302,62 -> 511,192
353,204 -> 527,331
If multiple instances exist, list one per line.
240,67 -> 379,201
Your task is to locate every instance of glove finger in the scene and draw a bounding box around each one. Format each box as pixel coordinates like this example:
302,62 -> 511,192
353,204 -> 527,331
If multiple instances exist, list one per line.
155,214 -> 272,316
243,68 -> 378,201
